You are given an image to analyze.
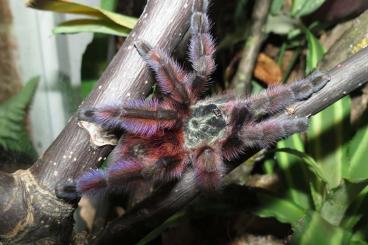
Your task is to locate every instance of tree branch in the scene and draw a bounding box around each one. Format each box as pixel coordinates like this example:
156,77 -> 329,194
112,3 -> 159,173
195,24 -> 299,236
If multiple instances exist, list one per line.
0,0 -> 194,243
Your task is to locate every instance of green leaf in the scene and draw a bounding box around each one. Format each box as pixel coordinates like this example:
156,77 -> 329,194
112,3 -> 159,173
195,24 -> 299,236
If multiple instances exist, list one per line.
255,191 -> 306,224
305,29 -> 325,73
351,220 -> 368,244
350,240 -> 368,245
320,180 -> 368,226
292,211 -> 353,245
276,137 -> 312,210
266,14 -> 298,35
291,0 -> 326,17
54,19 -> 130,36
307,96 -> 351,189
276,147 -> 328,184
0,77 -> 39,156
27,0 -> 137,29
100,0 -> 118,12
344,117 -> 368,182
275,143 -> 327,210
271,0 -> 284,15
341,186 -> 368,230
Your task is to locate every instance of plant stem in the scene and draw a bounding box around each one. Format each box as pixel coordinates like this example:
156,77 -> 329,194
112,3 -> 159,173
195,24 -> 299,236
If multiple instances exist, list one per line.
231,0 -> 272,95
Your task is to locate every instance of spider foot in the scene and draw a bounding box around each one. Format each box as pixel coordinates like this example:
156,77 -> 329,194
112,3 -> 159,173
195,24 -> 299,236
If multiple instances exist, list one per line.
78,100 -> 178,136
55,179 -> 80,203
308,70 -> 331,92
291,71 -> 331,100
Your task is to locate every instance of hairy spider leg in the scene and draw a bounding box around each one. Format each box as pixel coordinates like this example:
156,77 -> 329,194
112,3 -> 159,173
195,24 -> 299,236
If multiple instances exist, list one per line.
239,118 -> 308,149
134,41 -> 192,110
106,159 -> 146,192
237,71 -> 330,119
78,132 -> 189,195
78,99 -> 178,136
188,0 -> 216,100
77,169 -> 108,195
222,71 -> 330,160
76,159 -> 146,195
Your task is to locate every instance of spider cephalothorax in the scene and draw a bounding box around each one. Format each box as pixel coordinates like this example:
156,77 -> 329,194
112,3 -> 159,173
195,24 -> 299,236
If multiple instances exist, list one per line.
74,0 -> 330,195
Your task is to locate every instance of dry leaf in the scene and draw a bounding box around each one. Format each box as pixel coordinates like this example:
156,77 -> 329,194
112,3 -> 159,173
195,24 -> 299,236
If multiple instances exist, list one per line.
254,53 -> 282,85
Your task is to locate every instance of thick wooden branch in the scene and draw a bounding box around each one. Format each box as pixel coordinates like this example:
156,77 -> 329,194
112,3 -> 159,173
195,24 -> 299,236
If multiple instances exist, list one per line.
0,0 -> 194,243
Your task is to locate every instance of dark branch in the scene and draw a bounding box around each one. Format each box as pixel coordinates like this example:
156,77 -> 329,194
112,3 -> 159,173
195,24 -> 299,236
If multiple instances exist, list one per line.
0,0 -> 194,243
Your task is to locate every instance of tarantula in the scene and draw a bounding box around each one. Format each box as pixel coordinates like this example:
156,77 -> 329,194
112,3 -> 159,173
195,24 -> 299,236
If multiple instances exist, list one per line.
71,0 -> 330,196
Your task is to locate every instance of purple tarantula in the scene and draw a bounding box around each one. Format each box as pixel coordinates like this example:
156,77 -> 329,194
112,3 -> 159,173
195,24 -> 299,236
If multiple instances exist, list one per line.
71,0 -> 330,196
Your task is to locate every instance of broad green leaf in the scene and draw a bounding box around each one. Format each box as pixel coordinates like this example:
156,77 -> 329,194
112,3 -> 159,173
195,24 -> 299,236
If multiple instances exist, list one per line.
308,175 -> 325,211
351,222 -> 368,245
54,19 -> 130,36
27,0 -> 137,29
344,117 -> 368,182
255,191 -> 306,224
263,158 -> 276,175
271,0 -> 284,15
341,186 -> 368,230
276,137 -> 311,209
291,0 -> 326,17
100,0 -> 118,12
266,14 -> 298,35
350,240 -> 368,245
292,211 -> 353,245
0,77 -> 39,156
287,28 -> 303,40
275,145 -> 326,210
320,180 -> 367,226
276,147 -> 328,184
305,29 -> 325,73
307,96 -> 351,189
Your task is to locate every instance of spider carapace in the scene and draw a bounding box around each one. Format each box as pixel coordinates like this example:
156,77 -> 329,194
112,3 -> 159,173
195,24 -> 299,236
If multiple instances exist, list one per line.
58,0 -> 330,199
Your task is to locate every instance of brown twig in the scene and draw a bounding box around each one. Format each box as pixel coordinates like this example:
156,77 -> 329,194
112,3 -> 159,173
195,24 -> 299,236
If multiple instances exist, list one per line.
0,0 -> 194,244
231,0 -> 272,95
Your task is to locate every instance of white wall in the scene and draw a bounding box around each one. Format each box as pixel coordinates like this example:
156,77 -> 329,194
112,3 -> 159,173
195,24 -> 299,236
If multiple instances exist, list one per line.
9,0 -> 100,153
